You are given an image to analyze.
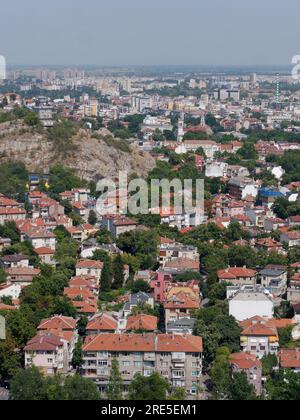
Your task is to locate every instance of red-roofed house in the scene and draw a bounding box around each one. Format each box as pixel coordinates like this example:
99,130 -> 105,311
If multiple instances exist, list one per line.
218,267 -> 257,286
229,353 -> 262,395
76,260 -> 103,283
126,314 -> 158,332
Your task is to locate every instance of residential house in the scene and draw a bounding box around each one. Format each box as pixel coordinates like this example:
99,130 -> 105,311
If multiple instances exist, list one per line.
37,315 -> 78,369
229,353 -> 262,395
164,284 -> 200,327
24,332 -> 69,375
0,208 -> 26,225
278,349 -> 300,372
121,292 -> 154,321
280,231 -> 300,248
35,247 -> 56,266
287,273 -> 300,304
0,283 -> 21,300
239,316 -> 294,358
162,258 -> 200,278
166,318 -> 196,335
0,237 -> 12,252
86,313 -> 118,335
159,242 -> 199,268
255,238 -> 284,254
75,260 -> 103,283
259,266 -> 288,297
23,227 -> 56,251
289,215 -> 300,227
264,218 -> 286,232
5,267 -> 41,286
228,178 -> 259,200
125,314 -> 158,332
101,215 -> 138,238
218,267 -> 257,286
0,254 -> 29,269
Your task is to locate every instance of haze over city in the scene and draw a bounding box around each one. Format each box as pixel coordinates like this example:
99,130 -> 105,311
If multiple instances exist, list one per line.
1,0 -> 300,67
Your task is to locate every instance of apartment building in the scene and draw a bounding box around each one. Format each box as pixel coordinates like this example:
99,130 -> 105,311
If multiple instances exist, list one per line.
81,333 -> 203,395
159,242 -> 199,268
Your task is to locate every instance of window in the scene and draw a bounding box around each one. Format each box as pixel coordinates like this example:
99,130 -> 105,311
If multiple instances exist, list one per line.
47,359 -> 53,363
123,361 -> 130,367
98,360 -> 108,366
192,371 -> 200,377
173,371 -> 184,378
134,361 -> 142,367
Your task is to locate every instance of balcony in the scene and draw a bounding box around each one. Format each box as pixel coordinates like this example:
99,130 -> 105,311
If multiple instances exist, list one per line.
144,353 -> 156,361
171,353 -> 186,361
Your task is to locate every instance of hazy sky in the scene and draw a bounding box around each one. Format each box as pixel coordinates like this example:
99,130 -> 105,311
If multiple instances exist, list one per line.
1,0 -> 300,66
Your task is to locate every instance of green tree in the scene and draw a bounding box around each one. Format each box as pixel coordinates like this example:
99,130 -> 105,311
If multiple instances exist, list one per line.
210,347 -> 231,400
229,372 -> 257,401
100,260 -> 113,292
88,210 -> 97,226
10,367 -> 48,400
131,279 -> 151,293
72,337 -> 83,370
107,359 -> 123,400
128,373 -> 170,400
63,375 -> 100,400
112,254 -> 125,290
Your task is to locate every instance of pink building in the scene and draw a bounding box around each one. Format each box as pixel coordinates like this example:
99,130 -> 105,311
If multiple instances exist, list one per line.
150,272 -> 172,303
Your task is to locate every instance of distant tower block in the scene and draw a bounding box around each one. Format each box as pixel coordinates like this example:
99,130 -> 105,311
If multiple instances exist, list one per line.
275,74 -> 280,103
0,55 -> 6,80
200,114 -> 206,127
177,112 -> 185,142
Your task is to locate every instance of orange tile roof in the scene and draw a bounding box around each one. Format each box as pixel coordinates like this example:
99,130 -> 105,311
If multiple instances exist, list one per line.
25,333 -> 64,351
76,260 -> 103,269
164,291 -> 200,310
126,314 -> 158,331
83,333 -> 203,353
164,258 -> 200,270
279,349 -> 300,368
38,315 -> 77,331
86,314 -> 118,331
229,352 -> 262,370
218,267 -> 257,279
35,247 -> 55,255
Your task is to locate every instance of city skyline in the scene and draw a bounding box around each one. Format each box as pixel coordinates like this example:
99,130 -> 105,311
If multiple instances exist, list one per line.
1,0 -> 300,67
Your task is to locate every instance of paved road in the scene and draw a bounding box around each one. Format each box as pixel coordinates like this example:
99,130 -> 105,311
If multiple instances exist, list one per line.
0,387 -> 9,400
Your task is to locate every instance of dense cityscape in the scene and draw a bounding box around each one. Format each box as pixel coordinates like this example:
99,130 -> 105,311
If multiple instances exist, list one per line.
1,0 -> 300,405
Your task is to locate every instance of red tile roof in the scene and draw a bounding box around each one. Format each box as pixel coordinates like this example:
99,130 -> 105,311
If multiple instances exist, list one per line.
24,333 -> 64,351
218,267 -> 257,279
76,260 -> 103,269
86,314 -> 118,332
229,352 -> 262,370
38,315 -> 77,331
83,333 -> 203,353
279,349 -> 300,369
126,314 -> 158,331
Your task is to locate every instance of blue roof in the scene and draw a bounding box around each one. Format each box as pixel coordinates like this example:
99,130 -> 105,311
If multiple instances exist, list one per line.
259,188 -> 283,198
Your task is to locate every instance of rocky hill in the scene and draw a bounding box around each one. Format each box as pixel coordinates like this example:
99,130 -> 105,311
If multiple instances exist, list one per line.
0,121 -> 155,181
